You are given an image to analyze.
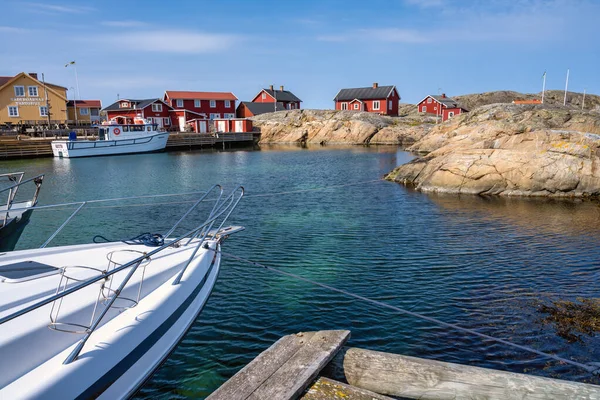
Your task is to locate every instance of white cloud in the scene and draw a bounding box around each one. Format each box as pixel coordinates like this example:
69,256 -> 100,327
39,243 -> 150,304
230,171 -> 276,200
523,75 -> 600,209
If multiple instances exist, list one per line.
88,30 -> 240,54
23,2 -> 96,14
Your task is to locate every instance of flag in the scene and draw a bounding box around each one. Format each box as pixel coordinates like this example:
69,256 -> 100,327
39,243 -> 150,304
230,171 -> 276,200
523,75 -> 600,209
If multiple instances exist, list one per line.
65,61 -> 75,67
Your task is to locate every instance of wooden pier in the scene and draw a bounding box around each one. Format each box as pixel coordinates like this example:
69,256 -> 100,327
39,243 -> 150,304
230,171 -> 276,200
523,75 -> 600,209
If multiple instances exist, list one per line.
208,330 -> 600,400
0,132 -> 256,159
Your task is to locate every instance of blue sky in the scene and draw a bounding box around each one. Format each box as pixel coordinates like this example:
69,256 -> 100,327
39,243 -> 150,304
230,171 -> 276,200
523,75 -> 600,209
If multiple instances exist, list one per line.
1,0 -> 598,108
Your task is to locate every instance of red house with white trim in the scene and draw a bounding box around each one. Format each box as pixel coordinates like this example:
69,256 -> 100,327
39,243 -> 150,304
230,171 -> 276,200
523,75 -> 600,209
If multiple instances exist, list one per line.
333,83 -> 400,116
103,99 -> 173,129
163,90 -> 238,131
417,94 -> 468,121
251,85 -> 301,110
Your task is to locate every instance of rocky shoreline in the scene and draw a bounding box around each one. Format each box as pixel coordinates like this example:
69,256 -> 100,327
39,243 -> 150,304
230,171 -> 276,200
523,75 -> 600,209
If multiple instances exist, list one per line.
385,104 -> 600,197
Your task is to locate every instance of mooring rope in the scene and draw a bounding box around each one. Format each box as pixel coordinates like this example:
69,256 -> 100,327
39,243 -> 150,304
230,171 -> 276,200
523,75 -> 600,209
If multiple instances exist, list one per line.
220,251 -> 600,375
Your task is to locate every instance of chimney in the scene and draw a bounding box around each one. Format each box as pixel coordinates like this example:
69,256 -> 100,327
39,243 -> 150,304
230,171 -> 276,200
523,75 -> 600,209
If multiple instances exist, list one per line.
269,85 -> 274,91
280,85 -> 284,91
441,93 -> 446,98
29,72 -> 38,80
373,82 -> 378,89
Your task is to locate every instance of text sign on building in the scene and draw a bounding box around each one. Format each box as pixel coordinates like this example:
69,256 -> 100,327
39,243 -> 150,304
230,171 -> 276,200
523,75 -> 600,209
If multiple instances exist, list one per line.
10,97 -> 44,106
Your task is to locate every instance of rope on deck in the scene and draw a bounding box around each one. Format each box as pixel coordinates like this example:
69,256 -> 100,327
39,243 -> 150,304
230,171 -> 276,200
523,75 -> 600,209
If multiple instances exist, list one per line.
220,251 -> 600,376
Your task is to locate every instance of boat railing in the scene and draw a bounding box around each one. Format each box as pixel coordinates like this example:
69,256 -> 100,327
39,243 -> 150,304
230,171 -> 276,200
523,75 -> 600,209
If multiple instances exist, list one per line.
0,185 -> 244,364
0,173 -> 44,227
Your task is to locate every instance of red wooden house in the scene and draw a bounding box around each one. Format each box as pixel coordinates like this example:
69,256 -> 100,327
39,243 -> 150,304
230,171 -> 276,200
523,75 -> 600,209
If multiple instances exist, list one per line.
103,99 -> 172,129
236,101 -> 286,118
163,90 -> 238,131
333,83 -> 400,116
250,85 -> 301,110
417,94 -> 468,121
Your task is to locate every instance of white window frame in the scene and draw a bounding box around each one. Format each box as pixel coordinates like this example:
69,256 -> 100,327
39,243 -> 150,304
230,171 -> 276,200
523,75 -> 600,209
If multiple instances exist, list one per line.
434,106 -> 437,110
341,102 -> 347,110
39,106 -> 48,116
224,113 -> 235,119
152,103 -> 163,112
421,106 -> 427,112
163,117 -> 170,126
194,99 -> 201,108
121,102 -> 129,108
176,99 -> 184,108
373,100 -> 380,110
427,98 -> 432,103
388,100 -> 392,109
28,86 -> 38,97
224,100 -> 231,108
210,100 -> 216,108
353,103 -> 359,110
8,106 -> 19,117
14,86 -> 25,97
261,92 -> 266,100
448,111 -> 455,118
210,113 -> 220,119
79,107 -> 89,115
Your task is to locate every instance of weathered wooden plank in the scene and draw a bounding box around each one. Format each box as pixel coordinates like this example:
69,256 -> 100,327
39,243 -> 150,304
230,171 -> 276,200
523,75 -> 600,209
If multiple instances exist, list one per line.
207,332 -> 317,400
248,330 -> 350,400
330,347 -> 600,400
302,377 -> 393,400
208,330 -> 350,400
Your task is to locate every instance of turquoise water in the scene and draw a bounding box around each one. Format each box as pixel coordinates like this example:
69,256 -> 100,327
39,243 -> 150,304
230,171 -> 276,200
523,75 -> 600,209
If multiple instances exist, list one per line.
1,146 -> 600,397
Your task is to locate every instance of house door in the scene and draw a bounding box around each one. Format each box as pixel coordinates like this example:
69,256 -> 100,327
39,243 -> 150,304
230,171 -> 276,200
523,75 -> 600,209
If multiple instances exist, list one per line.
178,116 -> 186,132
197,121 -> 207,133
153,117 -> 163,129
217,121 -> 227,132
235,121 -> 244,132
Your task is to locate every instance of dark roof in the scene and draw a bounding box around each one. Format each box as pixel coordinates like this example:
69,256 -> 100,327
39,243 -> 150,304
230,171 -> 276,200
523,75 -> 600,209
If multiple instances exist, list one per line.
239,101 -> 286,116
0,74 -> 65,90
67,100 -> 102,107
102,98 -> 169,112
263,89 -> 302,103
0,76 -> 12,87
430,95 -> 459,108
334,85 -> 396,101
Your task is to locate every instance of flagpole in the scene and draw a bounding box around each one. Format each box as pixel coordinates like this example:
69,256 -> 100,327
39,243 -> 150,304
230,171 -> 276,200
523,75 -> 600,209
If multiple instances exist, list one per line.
563,68 -> 569,106
541,71 -> 546,104
582,89 -> 586,110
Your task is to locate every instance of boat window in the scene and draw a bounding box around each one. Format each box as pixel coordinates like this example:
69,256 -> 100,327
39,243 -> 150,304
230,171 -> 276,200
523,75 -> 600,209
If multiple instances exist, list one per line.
98,128 -> 106,140
153,124 -> 157,131
131,125 -> 144,132
147,126 -> 151,132
0,261 -> 60,283
122,125 -> 129,132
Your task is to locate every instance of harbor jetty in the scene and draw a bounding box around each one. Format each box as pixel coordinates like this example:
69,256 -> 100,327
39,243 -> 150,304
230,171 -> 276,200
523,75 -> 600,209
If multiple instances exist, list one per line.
208,330 -> 600,400
0,132 -> 257,159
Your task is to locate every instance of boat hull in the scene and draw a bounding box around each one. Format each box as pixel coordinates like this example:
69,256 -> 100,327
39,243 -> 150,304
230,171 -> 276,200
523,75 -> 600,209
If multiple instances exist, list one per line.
51,133 -> 169,158
0,203 -> 34,252
0,240 -> 220,399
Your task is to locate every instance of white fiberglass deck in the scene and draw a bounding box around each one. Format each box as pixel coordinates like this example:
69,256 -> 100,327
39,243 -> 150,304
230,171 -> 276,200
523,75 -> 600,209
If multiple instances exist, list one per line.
0,238 -> 220,399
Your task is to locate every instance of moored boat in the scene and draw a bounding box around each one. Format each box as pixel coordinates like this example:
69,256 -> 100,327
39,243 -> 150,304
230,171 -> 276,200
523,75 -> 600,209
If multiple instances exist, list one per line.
0,172 -> 44,252
51,117 -> 169,158
0,185 -> 244,399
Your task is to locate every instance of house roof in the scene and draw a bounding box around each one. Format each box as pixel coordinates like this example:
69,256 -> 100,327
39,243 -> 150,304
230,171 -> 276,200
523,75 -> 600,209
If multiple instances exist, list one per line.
239,101 -> 286,116
165,91 -> 238,101
334,85 -> 396,101
262,89 -> 302,103
67,100 -> 102,108
103,99 -> 171,112
0,73 -> 67,101
419,95 -> 461,108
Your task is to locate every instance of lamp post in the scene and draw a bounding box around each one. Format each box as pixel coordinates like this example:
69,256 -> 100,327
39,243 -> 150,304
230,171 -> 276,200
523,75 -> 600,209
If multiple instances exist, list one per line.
69,87 -> 78,126
65,61 -> 81,126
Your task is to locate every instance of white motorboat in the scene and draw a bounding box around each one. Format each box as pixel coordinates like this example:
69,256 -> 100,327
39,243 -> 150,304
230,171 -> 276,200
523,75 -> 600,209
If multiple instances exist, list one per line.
51,117 -> 169,158
0,172 -> 44,252
0,185 -> 244,399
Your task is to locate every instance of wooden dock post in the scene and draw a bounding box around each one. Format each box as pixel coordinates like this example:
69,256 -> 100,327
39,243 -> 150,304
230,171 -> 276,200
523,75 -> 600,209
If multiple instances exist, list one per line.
207,330 -> 350,400
327,347 -> 600,400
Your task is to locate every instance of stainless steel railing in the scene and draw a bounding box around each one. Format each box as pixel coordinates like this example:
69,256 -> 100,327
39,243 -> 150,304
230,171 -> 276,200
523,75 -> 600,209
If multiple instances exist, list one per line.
0,185 -> 244,363
0,172 -> 44,227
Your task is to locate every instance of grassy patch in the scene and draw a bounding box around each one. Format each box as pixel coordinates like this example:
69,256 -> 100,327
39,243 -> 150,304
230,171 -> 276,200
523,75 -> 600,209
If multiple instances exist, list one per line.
539,298 -> 600,343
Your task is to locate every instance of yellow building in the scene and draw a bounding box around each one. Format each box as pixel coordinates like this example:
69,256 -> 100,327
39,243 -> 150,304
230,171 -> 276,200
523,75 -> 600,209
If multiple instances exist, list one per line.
0,72 -> 68,127
67,100 -> 102,125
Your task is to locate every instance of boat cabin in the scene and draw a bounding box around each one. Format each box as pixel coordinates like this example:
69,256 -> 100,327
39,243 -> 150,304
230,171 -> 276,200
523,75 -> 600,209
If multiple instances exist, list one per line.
98,117 -> 164,141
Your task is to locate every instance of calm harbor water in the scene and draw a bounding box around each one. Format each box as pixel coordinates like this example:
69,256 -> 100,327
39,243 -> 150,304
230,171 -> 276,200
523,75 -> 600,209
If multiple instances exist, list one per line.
2,145 -> 600,397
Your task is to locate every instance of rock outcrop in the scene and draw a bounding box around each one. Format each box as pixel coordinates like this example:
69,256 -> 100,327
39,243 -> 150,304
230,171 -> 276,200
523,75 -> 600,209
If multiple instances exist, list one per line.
252,109 -> 434,146
385,104 -> 600,197
454,90 -> 600,112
